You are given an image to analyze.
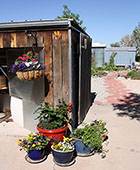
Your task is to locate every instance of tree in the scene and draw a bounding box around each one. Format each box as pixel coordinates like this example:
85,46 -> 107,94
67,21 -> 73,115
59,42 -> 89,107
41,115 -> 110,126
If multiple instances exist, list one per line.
57,5 -> 86,31
120,34 -> 131,47
131,24 -> 140,54
110,42 -> 120,47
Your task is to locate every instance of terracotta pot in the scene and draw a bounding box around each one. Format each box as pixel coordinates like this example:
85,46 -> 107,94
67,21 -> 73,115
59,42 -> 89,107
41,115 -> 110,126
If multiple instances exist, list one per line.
16,69 -> 43,81
102,130 -> 108,142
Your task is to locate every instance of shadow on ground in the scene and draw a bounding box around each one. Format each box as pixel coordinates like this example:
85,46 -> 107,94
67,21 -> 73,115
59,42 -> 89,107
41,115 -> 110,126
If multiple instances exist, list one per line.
113,93 -> 140,121
91,92 -> 97,105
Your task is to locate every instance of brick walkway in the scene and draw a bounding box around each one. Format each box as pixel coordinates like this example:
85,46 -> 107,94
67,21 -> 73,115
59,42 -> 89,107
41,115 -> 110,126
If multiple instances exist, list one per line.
94,71 -> 131,106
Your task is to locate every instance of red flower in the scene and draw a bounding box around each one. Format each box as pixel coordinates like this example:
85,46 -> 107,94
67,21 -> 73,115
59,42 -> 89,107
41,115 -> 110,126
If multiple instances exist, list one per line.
26,56 -> 30,59
67,102 -> 72,112
32,59 -> 36,62
68,103 -> 72,108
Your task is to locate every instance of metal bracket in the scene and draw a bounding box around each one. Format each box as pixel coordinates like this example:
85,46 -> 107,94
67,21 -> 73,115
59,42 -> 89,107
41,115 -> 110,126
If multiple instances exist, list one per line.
0,66 -> 8,78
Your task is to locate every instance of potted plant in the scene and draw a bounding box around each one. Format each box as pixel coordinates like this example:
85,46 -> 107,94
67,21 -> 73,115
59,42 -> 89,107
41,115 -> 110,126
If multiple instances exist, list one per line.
34,100 -> 72,142
51,136 -> 75,165
90,120 -> 108,141
71,121 -> 108,157
9,51 -> 46,81
17,132 -> 49,160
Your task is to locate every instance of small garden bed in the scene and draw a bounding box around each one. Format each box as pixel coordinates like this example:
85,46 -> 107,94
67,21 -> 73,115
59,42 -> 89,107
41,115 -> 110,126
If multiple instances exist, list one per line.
124,69 -> 140,80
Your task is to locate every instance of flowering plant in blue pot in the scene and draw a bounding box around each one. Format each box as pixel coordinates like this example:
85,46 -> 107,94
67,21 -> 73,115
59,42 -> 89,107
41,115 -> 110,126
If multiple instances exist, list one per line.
71,122 -> 107,157
17,132 -> 49,160
51,136 -> 75,165
9,51 -> 46,81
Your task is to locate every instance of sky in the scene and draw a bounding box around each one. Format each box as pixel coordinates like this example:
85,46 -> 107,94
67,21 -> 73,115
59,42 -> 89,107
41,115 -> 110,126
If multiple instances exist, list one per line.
0,0 -> 139,47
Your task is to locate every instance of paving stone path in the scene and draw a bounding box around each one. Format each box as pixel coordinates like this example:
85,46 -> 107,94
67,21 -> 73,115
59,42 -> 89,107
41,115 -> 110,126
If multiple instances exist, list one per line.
94,71 -> 131,106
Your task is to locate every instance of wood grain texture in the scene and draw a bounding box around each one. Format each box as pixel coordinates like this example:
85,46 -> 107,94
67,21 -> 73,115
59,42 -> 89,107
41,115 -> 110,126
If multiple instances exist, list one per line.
0,34 -> 3,48
11,33 -> 16,47
3,33 -> 11,48
37,32 -> 44,47
52,31 -> 62,107
61,31 -> 69,103
44,31 -> 53,105
16,33 -> 27,47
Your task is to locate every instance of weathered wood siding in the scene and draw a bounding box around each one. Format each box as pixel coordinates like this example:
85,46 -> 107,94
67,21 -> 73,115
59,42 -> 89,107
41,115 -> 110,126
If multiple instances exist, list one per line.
0,30 -> 70,106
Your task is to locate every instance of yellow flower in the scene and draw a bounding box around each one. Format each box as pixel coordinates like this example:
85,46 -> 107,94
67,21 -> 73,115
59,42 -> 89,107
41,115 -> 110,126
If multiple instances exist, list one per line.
38,142 -> 41,146
55,145 -> 58,149
57,143 -> 62,147
17,139 -> 21,145
52,142 -> 55,147
99,121 -> 102,126
30,137 -> 33,140
27,145 -> 30,148
32,144 -> 36,147
22,137 -> 25,139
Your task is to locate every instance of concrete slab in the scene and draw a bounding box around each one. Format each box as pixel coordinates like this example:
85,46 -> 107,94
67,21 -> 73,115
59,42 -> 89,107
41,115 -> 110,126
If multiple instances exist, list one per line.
0,72 -> 140,170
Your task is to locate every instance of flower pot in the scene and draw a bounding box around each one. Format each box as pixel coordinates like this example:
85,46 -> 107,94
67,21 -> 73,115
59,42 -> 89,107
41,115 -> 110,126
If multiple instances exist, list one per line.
28,149 -> 44,160
73,138 -> 91,156
16,69 -> 43,81
51,146 -> 74,164
102,130 -> 108,142
37,124 -> 68,142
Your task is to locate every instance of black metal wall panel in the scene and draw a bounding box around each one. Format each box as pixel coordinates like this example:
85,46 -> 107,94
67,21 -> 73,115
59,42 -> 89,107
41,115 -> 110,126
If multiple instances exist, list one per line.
78,33 -> 91,123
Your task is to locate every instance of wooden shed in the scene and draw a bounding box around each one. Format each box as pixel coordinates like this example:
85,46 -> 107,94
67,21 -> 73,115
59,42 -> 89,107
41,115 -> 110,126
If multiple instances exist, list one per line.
0,19 -> 91,131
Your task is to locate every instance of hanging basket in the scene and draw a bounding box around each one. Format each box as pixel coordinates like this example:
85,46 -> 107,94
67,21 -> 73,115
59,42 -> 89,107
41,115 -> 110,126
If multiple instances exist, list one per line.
16,69 -> 43,81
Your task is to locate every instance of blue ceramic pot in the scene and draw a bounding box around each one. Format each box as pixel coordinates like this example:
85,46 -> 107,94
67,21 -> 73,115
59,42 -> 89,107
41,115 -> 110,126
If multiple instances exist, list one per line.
74,138 -> 91,154
28,149 -> 44,160
51,147 -> 74,164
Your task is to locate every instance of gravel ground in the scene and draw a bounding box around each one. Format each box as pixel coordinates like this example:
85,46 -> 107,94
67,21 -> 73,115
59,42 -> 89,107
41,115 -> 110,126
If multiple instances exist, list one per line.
91,76 -> 109,102
119,77 -> 140,94
92,72 -> 140,102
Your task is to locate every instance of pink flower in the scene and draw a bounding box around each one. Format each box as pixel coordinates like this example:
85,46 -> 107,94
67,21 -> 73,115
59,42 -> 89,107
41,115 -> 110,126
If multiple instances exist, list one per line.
35,53 -> 38,56
22,57 -> 26,60
22,61 -> 24,64
26,56 -> 30,59
32,59 -> 36,62
18,57 -> 22,60
23,54 -> 26,57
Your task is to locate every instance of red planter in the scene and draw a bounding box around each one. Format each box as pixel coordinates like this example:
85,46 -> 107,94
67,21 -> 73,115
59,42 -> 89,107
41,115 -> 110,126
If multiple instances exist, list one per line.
37,124 -> 68,142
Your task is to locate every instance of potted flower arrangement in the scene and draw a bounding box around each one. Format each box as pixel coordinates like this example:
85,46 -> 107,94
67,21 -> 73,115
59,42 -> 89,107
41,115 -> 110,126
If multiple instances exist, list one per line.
17,132 -> 49,160
71,121 -> 108,157
90,120 -> 108,141
9,51 -> 46,81
51,136 -> 75,165
34,100 -> 72,142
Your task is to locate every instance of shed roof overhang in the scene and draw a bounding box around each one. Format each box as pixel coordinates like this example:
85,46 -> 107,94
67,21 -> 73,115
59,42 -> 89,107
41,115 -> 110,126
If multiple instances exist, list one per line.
0,19 -> 87,35
106,47 -> 137,52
